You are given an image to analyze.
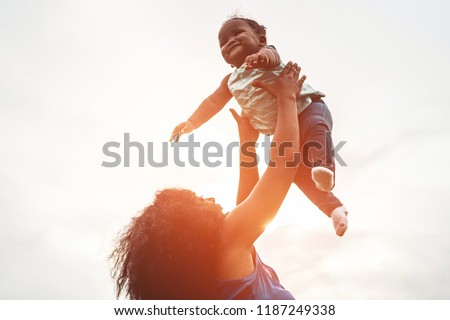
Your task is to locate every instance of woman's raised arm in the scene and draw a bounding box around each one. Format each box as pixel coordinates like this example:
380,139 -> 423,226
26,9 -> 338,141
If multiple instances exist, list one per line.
221,62 -> 306,254
229,108 -> 260,206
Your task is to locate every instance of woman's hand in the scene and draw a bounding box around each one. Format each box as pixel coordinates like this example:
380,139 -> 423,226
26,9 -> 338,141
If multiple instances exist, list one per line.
252,62 -> 306,99
229,109 -> 259,143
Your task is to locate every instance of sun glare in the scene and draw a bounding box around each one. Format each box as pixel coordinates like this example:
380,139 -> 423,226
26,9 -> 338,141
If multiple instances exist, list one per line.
272,190 -> 327,230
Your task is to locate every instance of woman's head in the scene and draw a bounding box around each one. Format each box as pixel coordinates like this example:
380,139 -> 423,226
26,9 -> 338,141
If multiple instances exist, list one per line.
219,17 -> 267,68
110,188 -> 225,299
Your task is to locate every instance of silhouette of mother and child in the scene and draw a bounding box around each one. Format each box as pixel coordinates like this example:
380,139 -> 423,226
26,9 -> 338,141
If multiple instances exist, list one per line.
110,14 -> 349,301
111,59 -> 345,299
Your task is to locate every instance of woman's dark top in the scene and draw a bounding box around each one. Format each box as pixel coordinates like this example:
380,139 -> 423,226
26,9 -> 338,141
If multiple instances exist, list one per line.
216,249 -> 295,300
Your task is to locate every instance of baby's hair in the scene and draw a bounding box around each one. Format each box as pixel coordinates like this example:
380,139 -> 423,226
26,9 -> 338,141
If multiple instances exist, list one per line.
223,15 -> 267,37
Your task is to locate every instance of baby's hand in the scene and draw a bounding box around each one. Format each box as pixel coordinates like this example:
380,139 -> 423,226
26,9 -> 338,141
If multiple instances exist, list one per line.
245,53 -> 269,70
170,120 -> 195,142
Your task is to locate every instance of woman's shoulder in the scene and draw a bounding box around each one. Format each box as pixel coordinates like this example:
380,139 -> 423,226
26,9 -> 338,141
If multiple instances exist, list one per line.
215,243 -> 255,281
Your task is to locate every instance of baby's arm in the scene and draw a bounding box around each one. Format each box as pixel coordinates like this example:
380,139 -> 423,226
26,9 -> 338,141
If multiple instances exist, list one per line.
170,74 -> 233,141
245,46 -> 281,70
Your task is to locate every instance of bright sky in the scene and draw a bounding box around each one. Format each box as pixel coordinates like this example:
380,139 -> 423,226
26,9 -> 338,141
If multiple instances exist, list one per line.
1,0 -> 449,299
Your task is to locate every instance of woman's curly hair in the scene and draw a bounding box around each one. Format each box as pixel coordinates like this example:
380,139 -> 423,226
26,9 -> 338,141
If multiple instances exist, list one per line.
110,188 -> 225,299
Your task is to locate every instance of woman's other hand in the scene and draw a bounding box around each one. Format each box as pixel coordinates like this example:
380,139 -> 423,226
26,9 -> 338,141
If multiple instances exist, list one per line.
229,109 -> 259,143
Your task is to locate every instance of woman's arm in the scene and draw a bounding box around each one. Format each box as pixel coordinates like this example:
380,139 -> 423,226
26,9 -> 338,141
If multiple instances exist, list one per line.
170,74 -> 233,141
229,109 -> 260,206
221,62 -> 305,254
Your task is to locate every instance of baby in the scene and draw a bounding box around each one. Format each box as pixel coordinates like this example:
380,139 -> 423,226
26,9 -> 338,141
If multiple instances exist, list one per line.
170,17 -> 348,236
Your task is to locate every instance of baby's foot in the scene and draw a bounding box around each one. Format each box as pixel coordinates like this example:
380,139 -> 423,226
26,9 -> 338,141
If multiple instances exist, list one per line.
330,206 -> 348,237
311,167 -> 334,192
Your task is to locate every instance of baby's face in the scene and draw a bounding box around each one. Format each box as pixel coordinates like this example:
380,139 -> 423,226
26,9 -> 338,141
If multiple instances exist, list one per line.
218,19 -> 265,68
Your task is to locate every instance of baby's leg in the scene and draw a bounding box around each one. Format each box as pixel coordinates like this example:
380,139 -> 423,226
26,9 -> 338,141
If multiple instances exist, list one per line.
298,99 -> 336,192
294,172 -> 347,236
295,99 -> 348,236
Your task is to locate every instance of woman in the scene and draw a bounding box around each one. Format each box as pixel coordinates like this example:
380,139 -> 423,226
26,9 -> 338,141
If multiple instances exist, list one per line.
110,62 -> 305,299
